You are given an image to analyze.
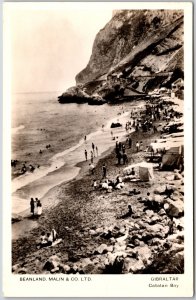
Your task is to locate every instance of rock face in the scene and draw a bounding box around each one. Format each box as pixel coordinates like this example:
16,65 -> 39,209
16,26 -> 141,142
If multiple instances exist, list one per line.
77,10 -> 183,83
58,10 -> 184,104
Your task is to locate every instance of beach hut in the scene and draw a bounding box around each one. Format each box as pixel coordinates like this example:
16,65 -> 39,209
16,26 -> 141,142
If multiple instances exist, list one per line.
123,162 -> 154,182
161,143 -> 184,170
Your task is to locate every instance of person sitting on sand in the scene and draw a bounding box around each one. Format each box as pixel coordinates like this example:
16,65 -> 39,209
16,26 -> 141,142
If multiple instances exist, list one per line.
92,179 -> 97,190
37,232 -> 48,249
48,228 -> 58,243
101,181 -> 109,190
89,163 -> 95,175
139,192 -> 153,203
37,229 -> 58,249
21,164 -> 27,174
117,205 -> 133,219
130,167 -> 135,176
114,175 -> 124,189
129,188 -> 140,196
142,193 -> 161,213
29,164 -> 35,172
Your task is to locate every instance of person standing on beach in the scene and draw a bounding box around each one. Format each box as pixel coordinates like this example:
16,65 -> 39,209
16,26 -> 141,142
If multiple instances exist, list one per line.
123,152 -> 128,165
30,198 -> 35,216
136,141 -> 140,152
34,198 -> 39,215
91,151 -> 94,163
140,141 -> 143,151
84,135 -> 87,142
36,199 -> 42,217
92,143 -> 95,157
128,137 -> 132,148
102,164 -> 107,178
85,149 -> 88,161
96,146 -> 98,157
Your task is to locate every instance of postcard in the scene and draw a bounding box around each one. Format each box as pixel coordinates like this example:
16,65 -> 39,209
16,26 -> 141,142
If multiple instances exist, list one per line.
3,2 -> 193,297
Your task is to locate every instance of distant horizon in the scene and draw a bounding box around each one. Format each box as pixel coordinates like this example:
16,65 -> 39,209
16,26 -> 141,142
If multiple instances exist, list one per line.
13,90 -> 65,94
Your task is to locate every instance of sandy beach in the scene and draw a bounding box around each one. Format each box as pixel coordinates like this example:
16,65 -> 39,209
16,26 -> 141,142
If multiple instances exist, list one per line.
12,96 -> 184,275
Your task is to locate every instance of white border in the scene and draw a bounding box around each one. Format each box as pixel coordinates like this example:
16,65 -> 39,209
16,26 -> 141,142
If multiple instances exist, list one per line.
3,2 -> 193,297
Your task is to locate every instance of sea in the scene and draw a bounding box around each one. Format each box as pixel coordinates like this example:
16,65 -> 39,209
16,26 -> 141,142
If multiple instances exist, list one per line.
11,92 -> 144,215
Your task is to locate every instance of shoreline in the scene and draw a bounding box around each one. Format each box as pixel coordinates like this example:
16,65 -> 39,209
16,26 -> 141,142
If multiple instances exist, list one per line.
12,97 -> 184,275
12,102 -> 140,216
12,144 -> 117,240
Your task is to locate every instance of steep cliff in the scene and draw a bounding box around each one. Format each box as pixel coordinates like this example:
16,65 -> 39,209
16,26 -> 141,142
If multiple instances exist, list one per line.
58,10 -> 184,104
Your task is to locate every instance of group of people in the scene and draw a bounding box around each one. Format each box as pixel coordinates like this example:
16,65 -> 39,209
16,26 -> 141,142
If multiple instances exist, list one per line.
92,173 -> 125,193
37,228 -> 58,249
85,142 -> 99,163
11,161 -> 39,175
89,162 -> 107,178
115,140 -> 129,165
30,198 -> 42,217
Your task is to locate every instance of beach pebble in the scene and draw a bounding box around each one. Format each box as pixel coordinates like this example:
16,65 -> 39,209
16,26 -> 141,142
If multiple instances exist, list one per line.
164,199 -> 184,217
154,185 -> 166,194
123,257 -> 144,273
174,173 -> 182,180
18,268 -> 27,274
158,208 -> 166,215
82,263 -> 102,274
107,245 -> 114,253
43,255 -> 61,272
89,229 -> 97,235
165,175 -> 175,181
95,227 -> 103,234
133,239 -> 141,246
113,243 -> 126,252
94,244 -> 109,255
134,244 -> 152,261
51,267 -> 59,273
167,231 -> 184,244
137,220 -> 146,229
63,265 -> 71,273
12,264 -> 20,272
170,191 -> 181,201
145,210 -> 154,217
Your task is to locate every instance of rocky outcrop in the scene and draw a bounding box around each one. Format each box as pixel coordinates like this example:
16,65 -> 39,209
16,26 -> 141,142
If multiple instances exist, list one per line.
58,86 -> 106,105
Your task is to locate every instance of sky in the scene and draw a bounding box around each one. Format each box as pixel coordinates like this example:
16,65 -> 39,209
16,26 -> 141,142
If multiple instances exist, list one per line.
7,5 -> 113,93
